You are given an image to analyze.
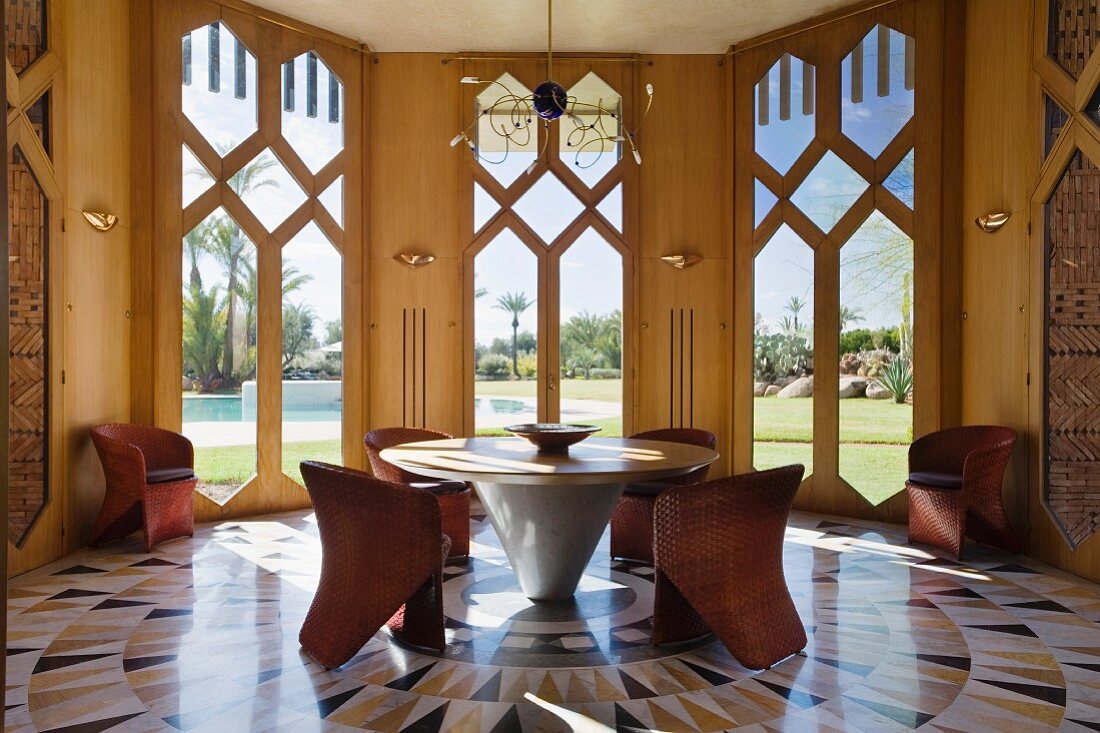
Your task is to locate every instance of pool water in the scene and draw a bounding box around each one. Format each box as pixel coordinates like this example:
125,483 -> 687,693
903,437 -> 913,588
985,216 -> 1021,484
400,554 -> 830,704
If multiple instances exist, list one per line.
183,396 -> 341,423
184,395 -> 530,422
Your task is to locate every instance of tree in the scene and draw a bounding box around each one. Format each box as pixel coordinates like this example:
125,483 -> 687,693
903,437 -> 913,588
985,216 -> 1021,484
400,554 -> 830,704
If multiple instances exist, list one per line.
324,319 -> 342,346
839,305 -> 864,331
560,310 -> 621,372
183,282 -> 227,391
784,296 -> 807,331
233,260 -> 313,381
282,302 -> 317,367
194,149 -> 279,384
493,291 -> 535,377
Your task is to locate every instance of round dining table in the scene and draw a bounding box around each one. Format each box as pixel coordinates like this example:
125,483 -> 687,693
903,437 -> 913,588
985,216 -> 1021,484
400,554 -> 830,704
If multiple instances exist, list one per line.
380,436 -> 719,601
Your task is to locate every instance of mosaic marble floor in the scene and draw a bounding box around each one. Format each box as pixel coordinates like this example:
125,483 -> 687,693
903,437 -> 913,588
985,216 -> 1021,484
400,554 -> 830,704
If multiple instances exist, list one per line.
7,503 -> 1100,732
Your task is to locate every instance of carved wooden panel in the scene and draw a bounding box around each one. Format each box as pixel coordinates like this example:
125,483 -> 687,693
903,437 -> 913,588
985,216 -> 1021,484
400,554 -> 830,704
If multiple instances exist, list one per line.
1048,0 -> 1100,79
1046,151 -> 1100,547
5,0 -> 45,73
7,145 -> 48,545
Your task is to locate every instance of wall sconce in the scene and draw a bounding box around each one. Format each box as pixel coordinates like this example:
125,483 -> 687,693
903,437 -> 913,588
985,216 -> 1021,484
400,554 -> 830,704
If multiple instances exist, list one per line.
395,253 -> 435,268
975,211 -> 1010,233
660,254 -> 702,270
82,211 -> 118,232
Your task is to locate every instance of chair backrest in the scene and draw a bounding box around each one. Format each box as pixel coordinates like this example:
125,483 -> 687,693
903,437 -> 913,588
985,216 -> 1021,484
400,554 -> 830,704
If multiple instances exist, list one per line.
909,425 -> 1017,476
91,424 -> 194,485
654,464 -> 805,578
300,461 -> 441,591
363,427 -> 452,483
630,428 -> 718,485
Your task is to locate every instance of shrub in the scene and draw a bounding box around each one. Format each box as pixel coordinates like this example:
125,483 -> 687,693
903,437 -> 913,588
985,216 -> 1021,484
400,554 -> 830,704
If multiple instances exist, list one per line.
840,327 -> 901,356
754,332 -> 813,381
477,353 -> 511,377
516,352 -> 538,378
588,368 -> 622,380
876,357 -> 913,404
839,353 -> 862,375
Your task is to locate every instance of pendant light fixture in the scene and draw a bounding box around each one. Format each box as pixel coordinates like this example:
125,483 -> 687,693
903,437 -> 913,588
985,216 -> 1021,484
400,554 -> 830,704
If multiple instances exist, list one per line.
450,0 -> 653,175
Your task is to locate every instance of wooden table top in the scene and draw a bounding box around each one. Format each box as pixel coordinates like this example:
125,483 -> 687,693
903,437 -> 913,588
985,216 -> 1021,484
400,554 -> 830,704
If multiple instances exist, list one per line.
380,436 -> 719,485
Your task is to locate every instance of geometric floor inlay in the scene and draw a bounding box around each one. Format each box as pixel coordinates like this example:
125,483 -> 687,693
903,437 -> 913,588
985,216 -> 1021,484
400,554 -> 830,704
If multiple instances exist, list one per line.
7,503 -> 1100,731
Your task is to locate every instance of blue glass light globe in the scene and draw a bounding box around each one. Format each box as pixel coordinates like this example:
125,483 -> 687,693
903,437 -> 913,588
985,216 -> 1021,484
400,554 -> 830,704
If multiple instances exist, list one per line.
532,80 -> 568,120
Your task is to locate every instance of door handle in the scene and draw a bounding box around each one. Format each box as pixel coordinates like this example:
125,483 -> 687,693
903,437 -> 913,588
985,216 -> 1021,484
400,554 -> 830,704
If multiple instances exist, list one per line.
548,373 -> 556,391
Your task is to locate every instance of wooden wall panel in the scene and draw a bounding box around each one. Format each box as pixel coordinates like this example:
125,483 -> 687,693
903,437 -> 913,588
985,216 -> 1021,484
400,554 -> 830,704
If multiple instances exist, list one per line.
960,0 -> 1032,539
636,55 -> 731,477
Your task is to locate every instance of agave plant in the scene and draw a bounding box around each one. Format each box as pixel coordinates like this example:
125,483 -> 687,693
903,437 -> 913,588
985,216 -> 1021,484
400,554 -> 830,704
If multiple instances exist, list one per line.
876,357 -> 913,404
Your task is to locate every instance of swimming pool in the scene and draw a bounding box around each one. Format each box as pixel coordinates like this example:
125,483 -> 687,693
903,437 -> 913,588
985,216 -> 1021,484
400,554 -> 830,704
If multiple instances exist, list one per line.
183,396 -> 342,423
183,395 -> 530,423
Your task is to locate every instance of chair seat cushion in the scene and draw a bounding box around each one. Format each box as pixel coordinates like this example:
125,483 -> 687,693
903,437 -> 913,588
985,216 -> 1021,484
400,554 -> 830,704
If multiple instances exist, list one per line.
410,481 -> 469,496
146,467 -> 197,484
623,480 -> 669,497
907,471 -> 963,490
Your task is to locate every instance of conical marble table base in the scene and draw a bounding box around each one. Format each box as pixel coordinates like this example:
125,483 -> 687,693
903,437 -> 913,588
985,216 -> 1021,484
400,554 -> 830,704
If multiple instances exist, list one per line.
381,437 -> 719,601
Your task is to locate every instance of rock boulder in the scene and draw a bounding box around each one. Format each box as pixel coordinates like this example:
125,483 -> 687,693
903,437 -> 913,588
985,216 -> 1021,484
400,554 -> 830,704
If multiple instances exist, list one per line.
838,376 -> 868,399
777,376 -> 814,398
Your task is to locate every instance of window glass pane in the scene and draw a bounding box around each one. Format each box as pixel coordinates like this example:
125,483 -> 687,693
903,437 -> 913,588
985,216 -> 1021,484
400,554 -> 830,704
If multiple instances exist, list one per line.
596,183 -> 623,233
754,53 -> 816,175
790,151 -> 868,233
560,230 -> 622,436
26,90 -> 49,157
559,72 -> 621,188
753,224 -> 814,475
476,73 -> 537,188
883,150 -> 914,209
513,174 -> 584,245
236,149 -> 307,233
281,222 -> 343,486
474,229 -> 538,434
474,181 -> 499,232
282,51 -> 344,173
182,145 -> 213,208
841,25 -> 915,158
318,175 -> 343,227
754,179 -> 778,228
182,208 -> 258,504
838,211 -> 913,505
182,22 -> 258,153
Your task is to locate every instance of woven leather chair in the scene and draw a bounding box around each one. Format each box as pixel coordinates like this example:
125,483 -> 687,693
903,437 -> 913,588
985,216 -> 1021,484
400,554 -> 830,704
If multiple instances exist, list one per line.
89,424 -> 197,552
299,461 -> 450,669
652,464 -> 806,671
906,425 -> 1020,559
364,427 -> 471,559
610,428 -> 718,564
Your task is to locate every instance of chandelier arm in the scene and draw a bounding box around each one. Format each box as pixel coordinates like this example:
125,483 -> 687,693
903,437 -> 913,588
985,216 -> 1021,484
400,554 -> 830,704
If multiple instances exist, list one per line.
547,0 -> 553,79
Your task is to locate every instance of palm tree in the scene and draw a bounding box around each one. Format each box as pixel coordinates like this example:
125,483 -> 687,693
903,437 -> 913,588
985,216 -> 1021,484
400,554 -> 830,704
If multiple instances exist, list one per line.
839,305 -> 864,331
183,282 -> 227,391
234,260 -> 314,378
282,302 -> 317,368
493,291 -> 535,377
784,296 -> 807,331
194,149 -> 279,384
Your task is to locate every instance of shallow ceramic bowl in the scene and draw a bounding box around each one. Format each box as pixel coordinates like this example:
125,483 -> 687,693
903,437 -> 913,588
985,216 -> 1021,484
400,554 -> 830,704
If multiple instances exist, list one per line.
503,423 -> 601,453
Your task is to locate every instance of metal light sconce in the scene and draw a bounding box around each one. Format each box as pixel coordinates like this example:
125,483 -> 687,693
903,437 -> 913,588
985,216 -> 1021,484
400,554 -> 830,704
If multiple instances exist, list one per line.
82,211 -> 118,232
975,211 -> 1010,233
660,254 -> 702,270
395,253 -> 435,268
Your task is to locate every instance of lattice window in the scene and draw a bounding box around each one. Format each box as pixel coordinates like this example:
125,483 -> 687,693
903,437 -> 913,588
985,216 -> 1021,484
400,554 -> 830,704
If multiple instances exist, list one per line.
6,0 -> 58,546
465,64 -> 634,437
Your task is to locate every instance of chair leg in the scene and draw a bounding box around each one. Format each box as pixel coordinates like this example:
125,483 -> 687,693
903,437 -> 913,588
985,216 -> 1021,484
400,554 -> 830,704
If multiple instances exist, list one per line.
141,480 -> 196,552
651,570 -> 710,645
907,485 -> 966,559
388,574 -> 446,651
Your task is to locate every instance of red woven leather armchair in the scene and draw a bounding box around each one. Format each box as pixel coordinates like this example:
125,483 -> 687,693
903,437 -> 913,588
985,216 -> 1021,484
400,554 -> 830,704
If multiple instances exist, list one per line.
364,427 -> 471,559
89,424 -> 197,552
652,464 -> 806,671
299,461 -> 451,669
906,425 -> 1020,559
610,428 -> 717,564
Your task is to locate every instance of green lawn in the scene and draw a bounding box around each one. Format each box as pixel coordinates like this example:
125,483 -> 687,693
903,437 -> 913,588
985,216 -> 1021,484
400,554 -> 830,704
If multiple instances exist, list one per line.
192,391 -> 910,507
195,439 -> 340,503
753,397 -> 912,506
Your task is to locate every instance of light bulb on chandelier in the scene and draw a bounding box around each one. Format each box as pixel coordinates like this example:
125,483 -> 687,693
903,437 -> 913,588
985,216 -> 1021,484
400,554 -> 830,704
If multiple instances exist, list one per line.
448,0 -> 653,176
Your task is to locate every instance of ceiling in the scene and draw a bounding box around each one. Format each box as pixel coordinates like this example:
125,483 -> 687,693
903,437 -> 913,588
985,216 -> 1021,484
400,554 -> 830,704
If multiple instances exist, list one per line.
248,0 -> 864,54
